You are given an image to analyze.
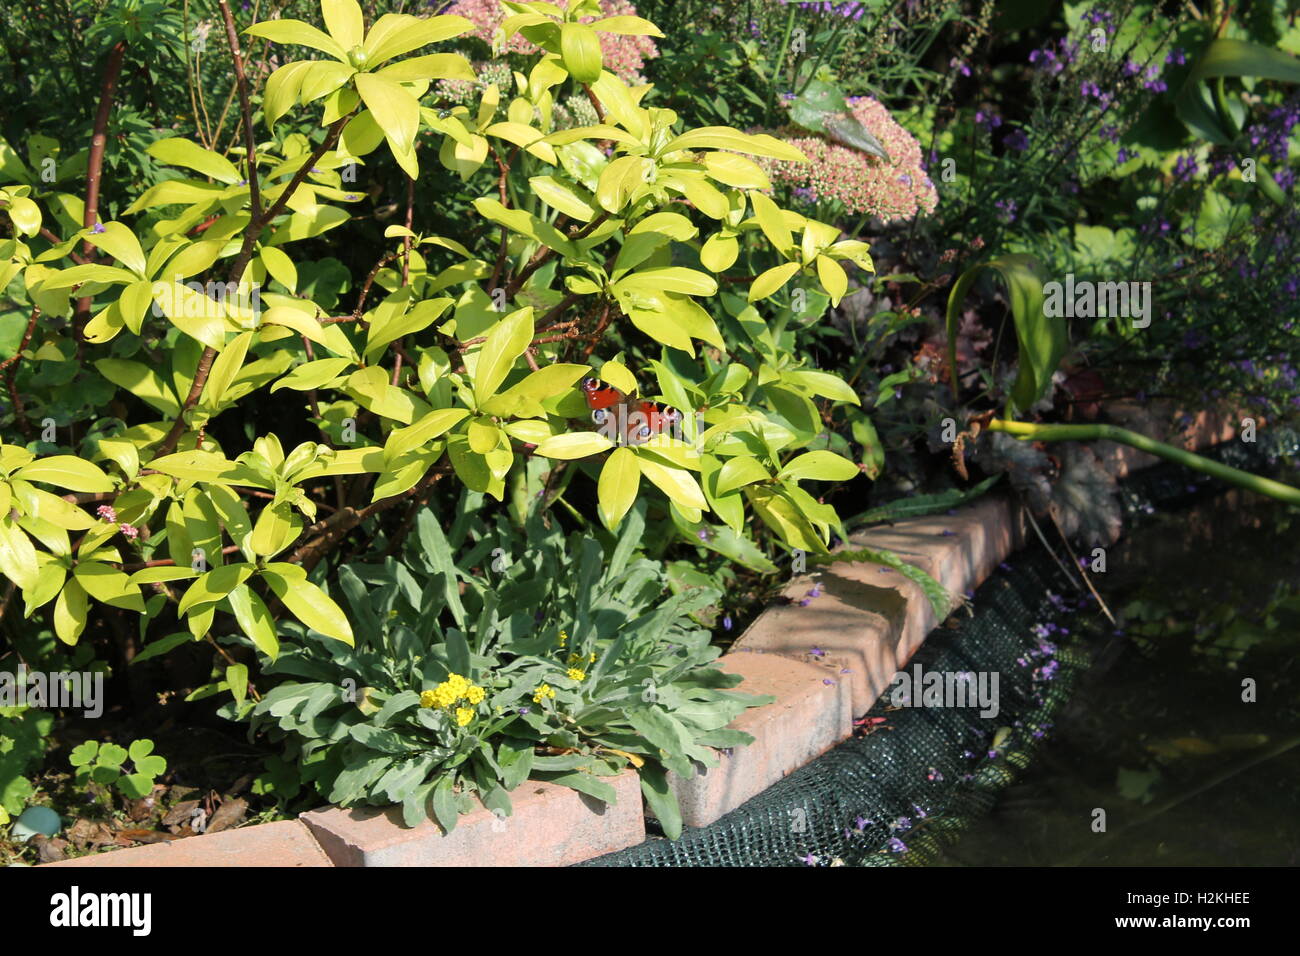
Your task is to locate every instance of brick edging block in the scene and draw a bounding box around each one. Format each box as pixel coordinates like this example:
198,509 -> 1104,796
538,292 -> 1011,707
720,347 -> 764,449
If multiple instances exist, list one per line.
666,651 -> 852,829
44,820 -> 333,867
300,770 -> 643,866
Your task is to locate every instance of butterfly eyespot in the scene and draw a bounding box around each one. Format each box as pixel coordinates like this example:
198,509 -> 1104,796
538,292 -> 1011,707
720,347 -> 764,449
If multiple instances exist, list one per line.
582,377 -> 598,388
591,409 -> 608,424
638,426 -> 652,438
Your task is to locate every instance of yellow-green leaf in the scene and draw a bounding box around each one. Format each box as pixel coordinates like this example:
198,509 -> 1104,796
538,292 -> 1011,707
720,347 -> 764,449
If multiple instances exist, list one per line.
748,262 -> 801,302
534,432 -> 615,460
597,446 -> 640,529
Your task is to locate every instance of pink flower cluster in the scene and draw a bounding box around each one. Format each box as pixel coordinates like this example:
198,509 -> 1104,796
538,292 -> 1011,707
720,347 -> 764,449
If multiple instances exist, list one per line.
758,95 -> 938,224
442,0 -> 658,85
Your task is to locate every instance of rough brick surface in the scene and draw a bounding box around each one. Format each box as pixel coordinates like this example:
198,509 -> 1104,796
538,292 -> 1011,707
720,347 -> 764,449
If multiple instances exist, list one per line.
300,770 -> 643,866
734,494 -> 1024,715
45,820 -> 332,867
667,651 -> 852,828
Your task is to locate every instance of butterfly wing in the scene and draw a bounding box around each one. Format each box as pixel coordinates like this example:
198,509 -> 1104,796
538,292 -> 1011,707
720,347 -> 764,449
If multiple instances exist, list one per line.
580,377 -> 625,410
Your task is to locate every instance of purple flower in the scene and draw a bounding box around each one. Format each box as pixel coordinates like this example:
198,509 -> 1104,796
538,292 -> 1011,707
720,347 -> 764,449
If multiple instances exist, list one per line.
723,615 -> 733,630
91,222 -> 106,234
823,678 -> 836,686
1002,129 -> 1030,151
517,707 -> 530,715
886,838 -> 908,854
855,815 -> 871,831
798,852 -> 818,865
949,57 -> 971,77
811,647 -> 825,657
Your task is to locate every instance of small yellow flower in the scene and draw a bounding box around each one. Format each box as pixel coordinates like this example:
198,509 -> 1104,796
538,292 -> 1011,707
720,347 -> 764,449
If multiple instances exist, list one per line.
465,685 -> 486,705
588,652 -> 596,663
532,683 -> 555,704
567,652 -> 581,664
455,707 -> 474,726
419,690 -> 437,709
558,631 -> 569,647
567,668 -> 586,682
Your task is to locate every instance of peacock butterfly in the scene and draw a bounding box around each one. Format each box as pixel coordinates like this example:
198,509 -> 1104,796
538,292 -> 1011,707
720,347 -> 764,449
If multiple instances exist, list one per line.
580,377 -> 682,445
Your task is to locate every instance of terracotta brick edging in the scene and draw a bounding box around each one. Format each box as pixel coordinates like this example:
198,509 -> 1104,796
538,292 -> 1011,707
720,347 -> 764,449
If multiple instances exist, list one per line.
37,403 -> 1244,865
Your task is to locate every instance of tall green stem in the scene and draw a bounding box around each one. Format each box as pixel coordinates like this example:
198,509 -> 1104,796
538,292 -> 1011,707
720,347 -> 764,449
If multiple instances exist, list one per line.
767,2 -> 798,121
988,420 -> 1300,506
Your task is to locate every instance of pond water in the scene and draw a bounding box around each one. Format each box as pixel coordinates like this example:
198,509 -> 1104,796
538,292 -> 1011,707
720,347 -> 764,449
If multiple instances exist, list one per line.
935,488 -> 1300,866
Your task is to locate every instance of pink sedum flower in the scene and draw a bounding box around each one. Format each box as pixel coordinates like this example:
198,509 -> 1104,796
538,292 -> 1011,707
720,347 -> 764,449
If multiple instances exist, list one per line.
758,95 -> 938,224
442,0 -> 659,85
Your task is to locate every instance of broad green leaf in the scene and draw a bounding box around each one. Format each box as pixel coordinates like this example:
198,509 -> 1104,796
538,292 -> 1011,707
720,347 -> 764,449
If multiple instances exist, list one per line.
363,13 -> 472,66
202,331 -> 253,409
715,455 -> 770,495
749,262 -> 801,303
529,175 -> 596,221
146,137 -> 241,185
15,456 -> 114,492
270,357 -> 354,393
321,0 -> 364,50
178,563 -> 256,616
355,72 -> 421,176
227,583 -> 279,660
1176,39 -> 1300,145
53,576 -> 89,645
944,254 -> 1062,414
262,568 -> 354,645
245,18 -> 347,60
662,127 -> 807,162
748,191 -> 793,255
84,221 -> 147,276
787,368 -> 860,405
597,446 -> 640,529
637,457 -> 708,511
777,450 -> 859,483
385,408 -> 469,461
72,562 -> 145,612
534,432 -> 614,460
472,307 -> 533,405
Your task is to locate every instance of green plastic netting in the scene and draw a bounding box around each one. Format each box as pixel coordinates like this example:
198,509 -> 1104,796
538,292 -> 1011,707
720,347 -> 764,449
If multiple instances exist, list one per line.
578,427 -> 1300,867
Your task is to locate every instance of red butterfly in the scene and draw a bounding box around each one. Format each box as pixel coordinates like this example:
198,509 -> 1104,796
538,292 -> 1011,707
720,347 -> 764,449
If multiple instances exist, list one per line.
580,378 -> 682,445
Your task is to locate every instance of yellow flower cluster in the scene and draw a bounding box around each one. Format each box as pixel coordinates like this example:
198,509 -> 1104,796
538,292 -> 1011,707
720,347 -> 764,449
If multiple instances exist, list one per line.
558,631 -> 569,647
532,684 -> 556,704
567,668 -> 587,682
420,673 -> 486,715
